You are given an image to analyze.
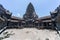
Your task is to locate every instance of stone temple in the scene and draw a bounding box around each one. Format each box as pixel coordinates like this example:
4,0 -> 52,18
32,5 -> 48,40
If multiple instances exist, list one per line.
0,3 -> 60,30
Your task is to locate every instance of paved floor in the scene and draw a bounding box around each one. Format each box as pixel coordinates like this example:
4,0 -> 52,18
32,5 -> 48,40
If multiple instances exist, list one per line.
0,28 -> 60,40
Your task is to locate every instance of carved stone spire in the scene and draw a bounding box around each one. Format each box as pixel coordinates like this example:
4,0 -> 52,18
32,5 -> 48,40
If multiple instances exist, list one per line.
0,4 -> 5,16
50,5 -> 60,15
26,2 -> 35,14
23,3 -> 38,21
55,5 -> 60,12
0,4 -> 12,19
0,4 -> 5,10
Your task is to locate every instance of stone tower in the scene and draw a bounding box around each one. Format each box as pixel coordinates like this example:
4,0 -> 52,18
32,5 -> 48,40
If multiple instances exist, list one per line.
0,4 -> 12,19
23,3 -> 38,21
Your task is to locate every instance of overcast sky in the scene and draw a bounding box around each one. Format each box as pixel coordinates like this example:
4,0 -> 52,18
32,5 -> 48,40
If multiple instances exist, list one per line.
0,0 -> 60,18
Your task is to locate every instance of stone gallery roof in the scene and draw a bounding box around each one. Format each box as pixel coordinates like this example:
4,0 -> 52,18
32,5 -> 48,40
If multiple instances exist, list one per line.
8,19 -> 19,22
11,16 -> 22,20
42,20 -> 52,22
40,15 -> 51,20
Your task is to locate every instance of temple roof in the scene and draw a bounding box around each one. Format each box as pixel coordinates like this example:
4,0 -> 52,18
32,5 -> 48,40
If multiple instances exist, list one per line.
0,4 -> 5,9
23,3 -> 38,20
0,4 -> 12,15
26,2 -> 35,13
11,16 -> 25,21
55,5 -> 60,11
40,15 -> 51,20
8,19 -> 19,22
